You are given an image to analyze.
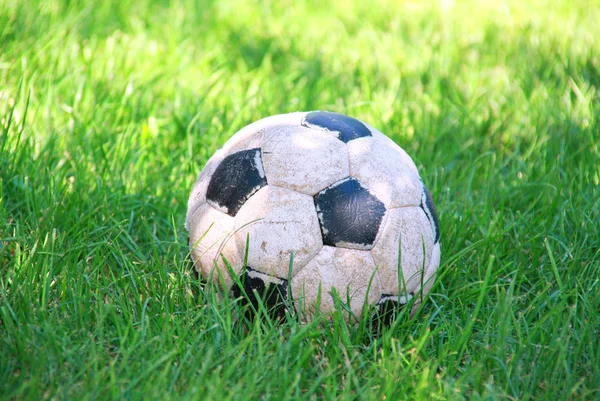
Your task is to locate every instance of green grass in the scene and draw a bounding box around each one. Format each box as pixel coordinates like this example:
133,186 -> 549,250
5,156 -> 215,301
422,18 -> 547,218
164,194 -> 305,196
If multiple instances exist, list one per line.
1,0 -> 600,399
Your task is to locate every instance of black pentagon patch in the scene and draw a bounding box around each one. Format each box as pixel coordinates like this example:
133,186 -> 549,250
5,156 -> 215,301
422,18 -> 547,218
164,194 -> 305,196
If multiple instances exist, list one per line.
302,111 -> 372,143
314,178 -> 386,250
420,184 -> 440,243
206,148 -> 267,217
231,267 -> 290,321
371,293 -> 413,332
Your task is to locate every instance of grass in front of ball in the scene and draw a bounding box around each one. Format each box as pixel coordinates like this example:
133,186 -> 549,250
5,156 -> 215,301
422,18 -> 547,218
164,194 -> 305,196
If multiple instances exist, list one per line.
2,0 -> 600,399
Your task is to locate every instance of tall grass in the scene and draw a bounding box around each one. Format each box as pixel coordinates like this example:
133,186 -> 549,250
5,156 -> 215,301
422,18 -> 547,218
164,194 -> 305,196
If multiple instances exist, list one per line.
1,0 -> 599,399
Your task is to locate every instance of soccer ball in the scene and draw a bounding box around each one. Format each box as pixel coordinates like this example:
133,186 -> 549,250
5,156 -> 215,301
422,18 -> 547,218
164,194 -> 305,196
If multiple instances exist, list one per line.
186,111 -> 440,321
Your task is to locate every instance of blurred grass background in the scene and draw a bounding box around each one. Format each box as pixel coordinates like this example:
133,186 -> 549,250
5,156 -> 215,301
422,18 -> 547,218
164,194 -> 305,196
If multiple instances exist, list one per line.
1,0 -> 599,399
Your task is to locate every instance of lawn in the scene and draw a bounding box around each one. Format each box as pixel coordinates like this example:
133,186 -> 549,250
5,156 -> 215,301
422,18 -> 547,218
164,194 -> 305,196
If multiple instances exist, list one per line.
1,0 -> 599,399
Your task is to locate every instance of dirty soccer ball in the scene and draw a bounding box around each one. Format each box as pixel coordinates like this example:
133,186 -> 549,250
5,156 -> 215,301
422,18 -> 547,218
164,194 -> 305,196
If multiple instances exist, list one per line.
186,111 -> 440,322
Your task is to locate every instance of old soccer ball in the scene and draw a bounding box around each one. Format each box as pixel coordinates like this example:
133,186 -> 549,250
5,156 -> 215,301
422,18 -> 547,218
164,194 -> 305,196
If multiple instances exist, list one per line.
186,111 -> 440,321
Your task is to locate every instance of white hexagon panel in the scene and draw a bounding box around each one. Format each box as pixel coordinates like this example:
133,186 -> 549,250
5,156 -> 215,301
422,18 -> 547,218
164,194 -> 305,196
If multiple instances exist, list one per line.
361,120 -> 420,174
347,137 -> 423,209
220,112 -> 309,156
291,246 -> 382,318
234,186 -> 323,279
261,125 -> 349,196
186,202 -> 243,288
370,206 -> 436,298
